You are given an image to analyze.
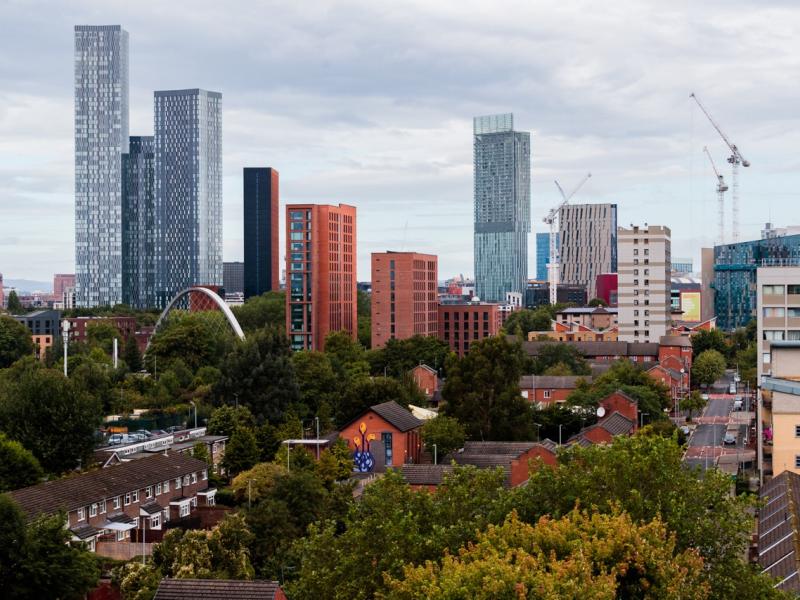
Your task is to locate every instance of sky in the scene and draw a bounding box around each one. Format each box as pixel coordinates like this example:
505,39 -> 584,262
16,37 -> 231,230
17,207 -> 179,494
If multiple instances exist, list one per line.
2,0 -> 800,286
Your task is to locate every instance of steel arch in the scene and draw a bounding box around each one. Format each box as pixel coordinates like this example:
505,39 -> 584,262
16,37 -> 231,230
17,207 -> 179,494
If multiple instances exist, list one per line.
147,287 -> 245,354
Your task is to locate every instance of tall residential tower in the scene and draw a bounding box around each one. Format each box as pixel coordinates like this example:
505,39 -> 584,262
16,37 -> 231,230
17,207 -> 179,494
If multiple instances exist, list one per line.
122,136 -> 156,308
558,203 -> 617,299
243,168 -> 280,298
74,25 -> 129,307
154,89 -> 223,307
473,113 -> 530,302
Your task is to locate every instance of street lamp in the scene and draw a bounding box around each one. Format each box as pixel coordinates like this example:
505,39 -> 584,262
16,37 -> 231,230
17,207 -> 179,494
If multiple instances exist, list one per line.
61,319 -> 71,377
433,443 -> 438,465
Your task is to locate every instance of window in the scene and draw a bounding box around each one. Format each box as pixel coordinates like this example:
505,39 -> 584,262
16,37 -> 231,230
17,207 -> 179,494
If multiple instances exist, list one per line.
191,473 -> 198,484
113,496 -> 121,510
156,483 -> 162,495
789,308 -> 800,318
634,269 -> 639,276
116,530 -> 127,542
77,508 -> 86,521
132,490 -> 139,503
175,478 -> 181,489
89,503 -> 98,517
644,249 -> 649,255
124,493 -> 131,506
788,331 -> 800,341
763,352 -> 771,364
164,480 -> 170,493
183,475 -> 190,486
151,514 -> 160,528
796,455 -> 800,469
543,390 -> 551,399
634,310 -> 639,316
764,307 -> 785,318
146,486 -> 153,499
202,470 -> 208,481
763,284 -> 785,295
789,285 -> 800,295
99,500 -> 106,514
763,330 -> 786,341
382,432 -> 393,466
634,249 -> 639,256
795,425 -> 800,438
180,504 -> 191,518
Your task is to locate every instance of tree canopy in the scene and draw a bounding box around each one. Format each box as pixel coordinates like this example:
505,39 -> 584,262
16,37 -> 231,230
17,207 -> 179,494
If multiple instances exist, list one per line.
0,433 -> 43,492
692,349 -> 727,388
0,316 -> 33,368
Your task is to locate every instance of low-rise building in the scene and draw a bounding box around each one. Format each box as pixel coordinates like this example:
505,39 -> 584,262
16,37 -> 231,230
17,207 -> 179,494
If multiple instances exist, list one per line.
519,375 -> 592,406
11,309 -> 61,360
438,301 -> 501,357
451,440 -> 558,487
96,427 -> 227,472
757,470 -> 800,593
154,578 -> 287,600
554,306 -> 618,330
410,364 -> 442,404
339,401 -> 423,471
65,316 -> 137,344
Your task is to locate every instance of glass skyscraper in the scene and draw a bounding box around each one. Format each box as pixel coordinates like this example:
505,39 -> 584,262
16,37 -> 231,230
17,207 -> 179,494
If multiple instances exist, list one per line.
243,168 -> 280,299
536,232 -> 557,281
473,113 -> 530,302
122,136 -> 155,309
74,25 -> 129,307
154,89 -> 223,308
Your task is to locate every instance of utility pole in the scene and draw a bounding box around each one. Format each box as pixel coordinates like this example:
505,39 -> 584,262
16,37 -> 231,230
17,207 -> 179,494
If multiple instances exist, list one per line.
433,443 -> 438,465
61,319 -> 70,377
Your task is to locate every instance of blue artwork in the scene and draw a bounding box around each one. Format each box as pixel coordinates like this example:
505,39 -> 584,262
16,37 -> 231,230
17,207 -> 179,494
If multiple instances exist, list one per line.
352,421 -> 376,472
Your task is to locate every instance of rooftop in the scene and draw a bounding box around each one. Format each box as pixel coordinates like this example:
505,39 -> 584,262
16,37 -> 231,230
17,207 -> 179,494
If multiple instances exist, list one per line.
153,579 -> 283,600
400,464 -> 455,486
519,375 -> 592,389
370,401 -> 423,432
758,471 -> 800,592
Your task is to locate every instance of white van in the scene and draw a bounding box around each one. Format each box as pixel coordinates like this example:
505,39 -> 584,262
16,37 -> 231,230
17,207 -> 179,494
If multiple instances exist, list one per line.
729,382 -> 736,394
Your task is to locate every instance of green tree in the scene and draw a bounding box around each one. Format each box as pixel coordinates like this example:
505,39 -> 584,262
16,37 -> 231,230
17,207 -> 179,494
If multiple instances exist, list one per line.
531,341 -> 591,376
191,441 -> 211,464
0,433 -> 43,492
420,416 -> 466,460
0,496 -> 100,600
215,327 -> 299,423
325,331 -> 370,380
682,390 -> 707,421
358,315 -> 371,349
231,291 -> 286,333
357,289 -> 371,317
692,349 -> 727,388
6,290 -> 23,314
115,561 -> 161,600
207,405 -> 256,437
147,312 -> 233,372
384,510 -> 710,600
85,321 -> 120,354
231,462 -> 287,504
123,334 -> 143,372
224,427 -> 261,476
501,307 -> 552,338
691,328 -> 729,359
315,438 -> 354,487
531,403 -> 596,443
369,335 -> 452,379
292,351 -> 340,421
0,315 -> 33,368
338,376 -> 424,427
0,359 -> 101,473
587,297 -> 608,307
441,336 -> 533,440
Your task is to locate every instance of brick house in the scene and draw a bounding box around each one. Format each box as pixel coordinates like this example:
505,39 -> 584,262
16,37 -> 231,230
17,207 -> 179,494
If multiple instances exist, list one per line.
598,390 -> 639,427
96,428 -> 227,473
519,375 -> 593,407
339,401 -> 423,471
7,453 -> 213,553
153,579 -> 287,600
65,316 -> 137,344
570,412 -> 636,445
410,364 -> 442,403
451,441 -> 558,487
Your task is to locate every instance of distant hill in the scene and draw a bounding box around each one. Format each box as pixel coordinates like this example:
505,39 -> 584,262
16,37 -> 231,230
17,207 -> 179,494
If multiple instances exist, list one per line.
2,279 -> 53,294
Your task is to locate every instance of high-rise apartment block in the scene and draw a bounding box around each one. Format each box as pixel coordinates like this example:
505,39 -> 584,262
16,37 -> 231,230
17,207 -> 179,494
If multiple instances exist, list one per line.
756,267 -> 800,381
536,232 -> 557,281
473,113 -> 530,302
371,252 -> 438,349
558,203 -> 617,299
154,89 -> 222,307
74,25 -> 129,307
243,168 -> 280,298
122,136 -> 156,308
285,204 -> 357,351
223,262 -> 245,296
617,225 -> 671,343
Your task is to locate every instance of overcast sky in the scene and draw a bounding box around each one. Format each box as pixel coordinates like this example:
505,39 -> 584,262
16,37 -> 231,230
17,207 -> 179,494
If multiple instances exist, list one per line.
2,0 -> 800,285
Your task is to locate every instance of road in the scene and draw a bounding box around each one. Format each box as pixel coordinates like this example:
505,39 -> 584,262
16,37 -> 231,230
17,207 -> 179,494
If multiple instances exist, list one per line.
683,373 -> 735,471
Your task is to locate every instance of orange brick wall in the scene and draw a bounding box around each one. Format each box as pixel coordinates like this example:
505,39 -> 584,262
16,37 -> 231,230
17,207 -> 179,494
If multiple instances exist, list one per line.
339,411 -> 421,468
438,303 -> 501,357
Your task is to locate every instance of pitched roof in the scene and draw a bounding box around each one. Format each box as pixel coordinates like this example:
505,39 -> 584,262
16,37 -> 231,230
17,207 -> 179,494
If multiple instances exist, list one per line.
461,441 -> 537,457
7,453 -> 208,520
597,412 -> 636,436
400,464 -> 455,485
411,364 -> 438,375
522,341 -> 660,358
370,401 -> 423,432
758,471 -> 800,592
659,335 -> 693,347
153,579 -> 283,600
519,375 -> 592,389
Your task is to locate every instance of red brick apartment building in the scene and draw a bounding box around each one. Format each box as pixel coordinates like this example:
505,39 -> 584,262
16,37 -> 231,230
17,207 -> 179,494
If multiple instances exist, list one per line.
8,453 -> 214,554
286,204 -> 357,351
371,251 -> 438,349
65,316 -> 137,344
438,302 -> 501,357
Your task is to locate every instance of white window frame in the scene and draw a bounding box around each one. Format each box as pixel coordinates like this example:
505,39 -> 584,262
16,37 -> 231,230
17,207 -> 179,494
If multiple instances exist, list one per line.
99,499 -> 106,514
113,496 -> 121,510
146,486 -> 153,499
543,390 -> 551,399
124,493 -> 131,506
151,514 -> 160,529
156,483 -> 162,495
180,504 -> 190,518
77,507 -> 86,521
202,470 -> 208,481
116,530 -> 126,542
163,480 -> 170,493
89,503 -> 98,517
132,490 -> 139,503
175,478 -> 181,489
191,473 -> 197,484
183,475 -> 190,486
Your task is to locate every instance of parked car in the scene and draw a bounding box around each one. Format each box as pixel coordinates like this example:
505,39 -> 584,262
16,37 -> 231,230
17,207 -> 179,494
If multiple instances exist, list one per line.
132,429 -> 153,438
701,393 -> 710,401
733,398 -> 743,411
723,432 -> 737,445
680,426 -> 690,436
108,434 -> 125,446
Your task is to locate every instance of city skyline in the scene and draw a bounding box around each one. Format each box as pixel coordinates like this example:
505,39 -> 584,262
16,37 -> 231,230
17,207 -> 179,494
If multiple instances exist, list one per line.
3,2 -> 800,282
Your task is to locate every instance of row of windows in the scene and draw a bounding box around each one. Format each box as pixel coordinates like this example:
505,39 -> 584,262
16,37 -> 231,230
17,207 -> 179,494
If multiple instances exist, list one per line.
763,330 -> 800,341
764,284 -> 800,295
764,307 -> 800,318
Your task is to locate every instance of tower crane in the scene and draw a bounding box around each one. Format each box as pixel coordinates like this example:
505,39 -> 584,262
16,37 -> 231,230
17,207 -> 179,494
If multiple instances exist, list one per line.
703,146 -> 729,245
690,92 -> 750,242
543,173 -> 591,305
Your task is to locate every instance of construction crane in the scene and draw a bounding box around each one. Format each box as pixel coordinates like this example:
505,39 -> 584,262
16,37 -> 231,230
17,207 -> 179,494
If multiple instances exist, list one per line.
690,92 -> 750,242
543,173 -> 591,305
703,146 -> 729,245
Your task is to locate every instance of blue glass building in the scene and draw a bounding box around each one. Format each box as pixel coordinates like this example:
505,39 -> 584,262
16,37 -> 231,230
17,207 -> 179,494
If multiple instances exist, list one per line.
714,235 -> 800,330
122,136 -> 155,308
473,114 -> 531,302
536,232 -> 558,281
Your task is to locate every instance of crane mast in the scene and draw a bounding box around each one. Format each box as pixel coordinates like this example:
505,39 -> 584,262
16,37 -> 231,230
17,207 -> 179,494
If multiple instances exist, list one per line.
703,146 -> 729,245
544,173 -> 591,305
690,93 -> 750,242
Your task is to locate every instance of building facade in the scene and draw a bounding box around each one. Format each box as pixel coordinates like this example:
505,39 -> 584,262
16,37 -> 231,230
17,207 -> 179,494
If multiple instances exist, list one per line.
524,282 -> 587,309
285,204 -> 357,351
617,225 -> 672,343
558,203 -> 617,299
536,232 -> 557,281
714,235 -> 800,330
756,267 -> 800,381
371,251 -> 438,349
223,262 -> 244,296
243,168 -> 280,298
74,25 -> 129,308
12,310 -> 62,360
122,136 -> 156,308
437,302 -> 501,357
671,258 -> 693,274
53,274 -> 76,299
154,89 -> 223,308
473,113 -> 531,302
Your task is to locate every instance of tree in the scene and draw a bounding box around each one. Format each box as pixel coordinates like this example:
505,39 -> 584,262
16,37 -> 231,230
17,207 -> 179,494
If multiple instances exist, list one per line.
501,307 -> 552,338
123,334 -> 142,372
315,438 -> 354,487
0,315 -> 33,368
530,341 -> 591,376
0,359 -> 102,473
384,510 -> 710,600
0,433 -> 43,492
531,404 -> 596,443
231,291 -> 285,333
224,427 -> 261,476
215,327 -> 299,423
587,297 -> 608,307
207,405 -> 256,437
231,462 -> 287,504
420,416 -> 466,460
441,336 -> 533,440
369,335 -> 452,379
292,351 -> 340,421
691,328 -> 728,359
191,441 -> 211,464
6,290 -> 23,314
358,315 -> 371,349
85,321 -> 120,354
692,349 -> 727,388
325,331 -> 370,380
682,390 -> 707,422
357,289 -> 371,317
147,312 -> 233,372
338,376 -> 424,428
0,496 -> 100,600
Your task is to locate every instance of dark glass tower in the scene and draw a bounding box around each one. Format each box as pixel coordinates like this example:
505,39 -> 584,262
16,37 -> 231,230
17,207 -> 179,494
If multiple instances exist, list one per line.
244,168 -> 279,298
122,136 -> 155,308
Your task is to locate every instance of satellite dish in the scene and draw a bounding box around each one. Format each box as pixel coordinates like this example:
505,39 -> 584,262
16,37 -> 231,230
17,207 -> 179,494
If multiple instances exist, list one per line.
596,406 -> 606,418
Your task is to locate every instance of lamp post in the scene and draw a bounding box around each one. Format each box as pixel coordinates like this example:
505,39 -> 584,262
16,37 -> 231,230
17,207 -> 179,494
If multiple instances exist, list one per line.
678,368 -> 685,419
61,319 -> 70,377
433,443 -> 438,465
558,424 -> 563,447
315,416 -> 320,460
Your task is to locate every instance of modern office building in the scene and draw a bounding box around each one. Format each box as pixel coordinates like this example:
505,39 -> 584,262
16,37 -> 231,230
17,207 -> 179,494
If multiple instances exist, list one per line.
524,282 -> 587,309
671,258 -> 693,275
535,232 -> 558,281
154,89 -> 223,308
473,113 -> 531,302
223,262 -> 244,296
74,25 -> 129,308
756,267 -> 800,381
558,203 -> 617,299
243,168 -> 280,298
762,222 -> 800,240
285,204 -> 357,351
713,234 -> 800,330
438,301 -> 501,357
121,136 -> 156,309
371,252 -> 438,349
617,225 -> 671,343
